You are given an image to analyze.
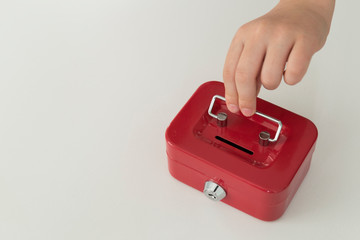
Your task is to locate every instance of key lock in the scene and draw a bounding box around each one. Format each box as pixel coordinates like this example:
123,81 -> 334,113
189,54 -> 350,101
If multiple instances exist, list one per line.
203,95 -> 283,201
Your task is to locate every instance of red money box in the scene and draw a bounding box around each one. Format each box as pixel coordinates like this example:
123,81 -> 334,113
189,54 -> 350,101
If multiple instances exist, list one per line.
165,81 -> 318,221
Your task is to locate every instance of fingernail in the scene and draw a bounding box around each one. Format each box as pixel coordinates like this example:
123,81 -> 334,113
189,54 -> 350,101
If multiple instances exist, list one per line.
227,104 -> 239,113
241,108 -> 254,117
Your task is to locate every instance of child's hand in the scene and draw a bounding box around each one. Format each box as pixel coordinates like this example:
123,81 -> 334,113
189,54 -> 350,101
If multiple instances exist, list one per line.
223,0 -> 335,116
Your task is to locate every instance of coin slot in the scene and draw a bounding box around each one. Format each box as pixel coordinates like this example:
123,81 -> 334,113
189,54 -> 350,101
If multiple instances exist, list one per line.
215,136 -> 254,155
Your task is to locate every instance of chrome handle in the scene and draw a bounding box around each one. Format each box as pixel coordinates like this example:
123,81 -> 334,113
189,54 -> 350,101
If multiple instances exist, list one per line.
208,95 -> 282,143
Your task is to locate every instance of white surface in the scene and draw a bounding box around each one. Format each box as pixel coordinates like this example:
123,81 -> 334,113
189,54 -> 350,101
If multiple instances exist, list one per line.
0,1 -> 359,239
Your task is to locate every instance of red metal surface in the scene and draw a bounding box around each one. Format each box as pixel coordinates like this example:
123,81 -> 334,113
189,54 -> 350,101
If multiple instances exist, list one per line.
165,81 -> 318,221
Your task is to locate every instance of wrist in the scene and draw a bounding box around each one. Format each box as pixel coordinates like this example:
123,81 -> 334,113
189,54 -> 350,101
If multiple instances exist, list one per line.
277,0 -> 335,32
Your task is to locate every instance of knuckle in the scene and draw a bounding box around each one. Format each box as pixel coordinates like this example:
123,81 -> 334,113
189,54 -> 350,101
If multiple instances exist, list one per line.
284,77 -> 299,85
225,93 -> 238,103
260,69 -> 281,90
251,22 -> 267,40
238,20 -> 268,41
284,69 -> 304,85
238,98 -> 255,109
272,27 -> 291,42
223,68 -> 234,81
237,24 -> 249,34
261,77 -> 280,90
235,68 -> 251,83
234,25 -> 247,41
289,65 -> 306,77
237,92 -> 255,104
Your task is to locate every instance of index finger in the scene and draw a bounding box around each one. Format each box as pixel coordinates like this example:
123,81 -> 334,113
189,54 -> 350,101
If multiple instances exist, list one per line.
223,35 -> 244,113
235,42 -> 266,116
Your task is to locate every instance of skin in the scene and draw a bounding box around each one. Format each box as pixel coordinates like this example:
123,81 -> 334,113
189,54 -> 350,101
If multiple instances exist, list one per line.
223,0 -> 335,116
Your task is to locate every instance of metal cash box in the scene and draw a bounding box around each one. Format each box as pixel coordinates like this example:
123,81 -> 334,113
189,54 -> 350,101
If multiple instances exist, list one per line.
165,81 -> 317,221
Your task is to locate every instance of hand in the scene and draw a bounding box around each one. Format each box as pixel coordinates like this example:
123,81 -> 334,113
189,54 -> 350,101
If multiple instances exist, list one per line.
223,0 -> 335,116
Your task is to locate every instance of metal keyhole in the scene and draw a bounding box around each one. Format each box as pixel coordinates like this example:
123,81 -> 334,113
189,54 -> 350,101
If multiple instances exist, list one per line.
203,181 -> 226,201
207,193 -> 216,200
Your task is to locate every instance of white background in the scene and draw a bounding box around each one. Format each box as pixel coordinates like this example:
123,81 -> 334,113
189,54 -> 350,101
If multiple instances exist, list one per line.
0,0 -> 359,239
